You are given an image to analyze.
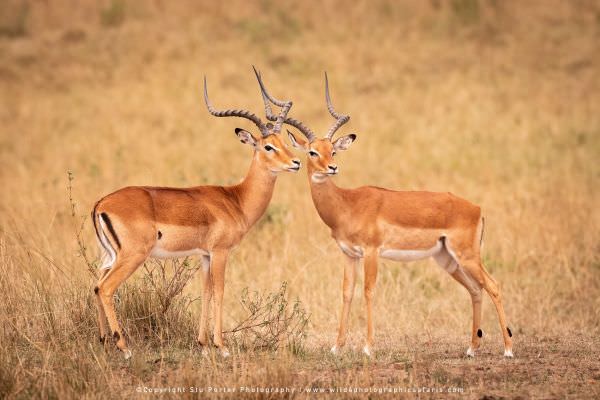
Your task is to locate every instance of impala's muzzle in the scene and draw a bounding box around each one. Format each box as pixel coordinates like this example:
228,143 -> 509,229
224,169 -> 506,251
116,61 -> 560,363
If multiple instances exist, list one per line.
287,159 -> 301,172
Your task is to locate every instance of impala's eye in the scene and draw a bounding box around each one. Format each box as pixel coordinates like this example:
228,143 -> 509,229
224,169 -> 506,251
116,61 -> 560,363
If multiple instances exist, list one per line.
264,145 -> 275,152
332,151 -> 337,157
309,150 -> 319,158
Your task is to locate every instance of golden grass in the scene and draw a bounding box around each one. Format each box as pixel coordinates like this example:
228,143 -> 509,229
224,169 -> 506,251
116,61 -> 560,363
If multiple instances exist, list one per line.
0,0 -> 599,398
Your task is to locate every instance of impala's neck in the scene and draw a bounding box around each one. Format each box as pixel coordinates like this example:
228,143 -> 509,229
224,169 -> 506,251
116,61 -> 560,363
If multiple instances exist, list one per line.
307,169 -> 344,230
234,152 -> 277,228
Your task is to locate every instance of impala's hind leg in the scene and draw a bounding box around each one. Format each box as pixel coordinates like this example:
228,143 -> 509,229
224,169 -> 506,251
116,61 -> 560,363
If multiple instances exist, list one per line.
479,265 -> 514,357
95,268 -> 110,346
97,250 -> 150,359
434,247 -> 483,357
452,252 -> 514,358
332,254 -> 359,354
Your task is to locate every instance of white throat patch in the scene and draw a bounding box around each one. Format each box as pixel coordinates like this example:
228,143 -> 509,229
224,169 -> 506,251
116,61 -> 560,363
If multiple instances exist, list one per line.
311,173 -> 328,183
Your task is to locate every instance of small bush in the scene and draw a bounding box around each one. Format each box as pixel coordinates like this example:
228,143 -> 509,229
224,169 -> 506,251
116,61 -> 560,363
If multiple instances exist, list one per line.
225,281 -> 309,353
117,258 -> 201,347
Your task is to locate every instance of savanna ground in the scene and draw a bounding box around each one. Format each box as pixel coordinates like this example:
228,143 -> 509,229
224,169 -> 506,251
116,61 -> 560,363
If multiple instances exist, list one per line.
1,1 -> 599,398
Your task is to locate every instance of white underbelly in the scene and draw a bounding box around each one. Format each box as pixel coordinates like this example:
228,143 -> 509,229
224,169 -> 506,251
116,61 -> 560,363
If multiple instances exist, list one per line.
149,246 -> 209,259
379,240 -> 443,262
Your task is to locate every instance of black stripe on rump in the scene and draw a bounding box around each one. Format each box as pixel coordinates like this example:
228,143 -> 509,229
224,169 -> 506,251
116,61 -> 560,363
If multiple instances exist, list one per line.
100,212 -> 122,249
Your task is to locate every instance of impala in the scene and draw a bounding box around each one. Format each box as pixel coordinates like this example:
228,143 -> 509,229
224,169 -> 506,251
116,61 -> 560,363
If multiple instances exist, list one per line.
91,69 -> 301,358
277,73 -> 514,358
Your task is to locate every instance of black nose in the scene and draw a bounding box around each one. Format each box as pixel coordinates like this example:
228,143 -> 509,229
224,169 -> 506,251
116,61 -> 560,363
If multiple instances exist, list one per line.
292,159 -> 301,166
329,164 -> 337,171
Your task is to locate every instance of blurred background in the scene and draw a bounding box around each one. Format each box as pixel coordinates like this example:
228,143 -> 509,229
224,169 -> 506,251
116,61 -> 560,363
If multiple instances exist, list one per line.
0,0 -> 599,397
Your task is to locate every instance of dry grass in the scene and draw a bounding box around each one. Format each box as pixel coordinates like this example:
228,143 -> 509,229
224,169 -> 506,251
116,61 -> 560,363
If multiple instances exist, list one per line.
1,0 -> 599,398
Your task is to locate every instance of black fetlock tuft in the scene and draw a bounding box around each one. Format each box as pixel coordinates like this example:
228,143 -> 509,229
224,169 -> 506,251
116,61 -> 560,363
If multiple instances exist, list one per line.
94,286 -> 99,294
507,327 -> 513,337
113,331 -> 120,340
477,329 -> 483,338
99,335 -> 105,344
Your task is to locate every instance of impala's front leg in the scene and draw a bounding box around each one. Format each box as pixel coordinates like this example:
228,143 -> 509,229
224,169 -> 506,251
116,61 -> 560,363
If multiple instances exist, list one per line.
210,249 -> 230,357
197,255 -> 212,349
363,249 -> 378,357
332,254 -> 359,354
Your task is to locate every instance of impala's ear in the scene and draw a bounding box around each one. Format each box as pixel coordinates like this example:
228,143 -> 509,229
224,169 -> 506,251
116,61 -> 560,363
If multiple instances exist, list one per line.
235,128 -> 258,147
287,130 -> 308,151
333,134 -> 356,151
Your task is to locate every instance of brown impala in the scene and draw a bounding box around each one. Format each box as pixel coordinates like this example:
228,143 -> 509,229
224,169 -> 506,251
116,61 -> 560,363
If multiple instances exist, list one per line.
275,73 -> 513,358
91,69 -> 301,358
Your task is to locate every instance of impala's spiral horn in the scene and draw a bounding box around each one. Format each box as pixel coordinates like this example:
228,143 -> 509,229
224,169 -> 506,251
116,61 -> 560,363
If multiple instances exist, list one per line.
324,72 -> 350,141
204,75 -> 270,137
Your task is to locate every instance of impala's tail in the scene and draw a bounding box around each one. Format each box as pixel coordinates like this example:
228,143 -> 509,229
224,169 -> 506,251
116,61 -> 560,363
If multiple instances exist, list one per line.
480,217 -> 485,248
91,202 -> 118,270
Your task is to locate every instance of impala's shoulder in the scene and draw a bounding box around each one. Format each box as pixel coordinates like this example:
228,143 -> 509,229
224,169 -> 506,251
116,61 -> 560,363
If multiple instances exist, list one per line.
142,185 -> 217,197
343,185 -> 385,200
365,185 -> 399,194
353,185 -> 386,194
144,185 -> 241,202
195,185 -> 239,199
359,186 -> 411,199
405,190 -> 471,202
